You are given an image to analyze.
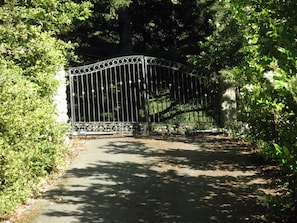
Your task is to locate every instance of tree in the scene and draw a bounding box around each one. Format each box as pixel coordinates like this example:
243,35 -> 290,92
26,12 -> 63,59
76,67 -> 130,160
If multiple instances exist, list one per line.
187,0 -> 243,72
66,0 -> 217,64
118,5 -> 133,54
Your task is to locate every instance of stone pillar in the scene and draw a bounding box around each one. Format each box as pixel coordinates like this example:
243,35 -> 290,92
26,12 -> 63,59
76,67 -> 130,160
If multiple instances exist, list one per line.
53,69 -> 69,143
220,79 -> 237,129
53,69 -> 69,124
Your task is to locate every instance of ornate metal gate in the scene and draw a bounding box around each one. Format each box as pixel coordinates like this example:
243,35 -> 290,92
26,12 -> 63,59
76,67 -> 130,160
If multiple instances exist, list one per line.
67,55 -> 220,135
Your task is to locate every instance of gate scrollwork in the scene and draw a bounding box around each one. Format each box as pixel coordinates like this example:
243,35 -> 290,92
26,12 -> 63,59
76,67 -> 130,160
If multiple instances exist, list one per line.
67,55 -> 220,135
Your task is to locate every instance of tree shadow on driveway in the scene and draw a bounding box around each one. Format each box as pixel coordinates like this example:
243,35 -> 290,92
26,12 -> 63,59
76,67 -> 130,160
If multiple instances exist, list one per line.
32,135 -> 279,223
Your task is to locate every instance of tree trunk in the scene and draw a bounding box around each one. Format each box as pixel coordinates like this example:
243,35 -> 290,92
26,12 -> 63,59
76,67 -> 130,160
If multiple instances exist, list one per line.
118,6 -> 133,55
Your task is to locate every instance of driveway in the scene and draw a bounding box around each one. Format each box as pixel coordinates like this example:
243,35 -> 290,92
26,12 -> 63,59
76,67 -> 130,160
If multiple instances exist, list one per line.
19,135 -> 277,223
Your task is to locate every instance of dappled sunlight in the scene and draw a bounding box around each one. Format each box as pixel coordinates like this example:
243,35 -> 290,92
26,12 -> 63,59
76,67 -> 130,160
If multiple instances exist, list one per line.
29,136 -> 279,223
151,164 -> 257,177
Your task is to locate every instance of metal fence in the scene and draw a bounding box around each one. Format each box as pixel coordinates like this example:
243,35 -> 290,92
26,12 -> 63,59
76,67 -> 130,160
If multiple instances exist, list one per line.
67,55 -> 221,135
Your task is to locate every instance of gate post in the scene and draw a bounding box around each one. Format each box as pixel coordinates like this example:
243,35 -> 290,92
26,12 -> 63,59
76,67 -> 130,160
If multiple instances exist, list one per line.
220,78 -> 237,130
54,68 -> 69,143
54,69 -> 69,124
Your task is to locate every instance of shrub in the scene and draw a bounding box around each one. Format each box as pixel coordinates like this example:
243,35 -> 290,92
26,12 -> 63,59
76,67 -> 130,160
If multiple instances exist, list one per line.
0,0 -> 91,218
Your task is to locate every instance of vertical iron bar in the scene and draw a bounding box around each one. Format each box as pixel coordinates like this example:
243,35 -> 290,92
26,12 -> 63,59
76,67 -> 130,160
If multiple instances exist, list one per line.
199,77 -> 203,122
100,70 -> 105,122
90,72 -> 94,122
175,71 -> 182,125
193,76 -> 197,122
104,68 -> 110,122
81,74 -> 86,124
148,64 -> 153,123
114,66 -> 119,122
110,67 -> 116,122
205,78 -> 209,125
143,56 -> 150,134
170,68 -> 175,121
132,63 -> 138,122
128,64 -> 134,122
204,78 -> 208,125
196,77 -> 200,122
167,67 -> 171,123
154,64 -> 158,122
95,70 -> 100,122
190,75 -> 195,122
124,64 -> 130,122
90,72 -> 95,122
137,63 -> 142,121
110,68 -> 114,122
118,65 -> 124,122
180,71 -> 184,122
196,77 -> 202,122
160,66 -> 165,122
76,73 -> 81,124
86,72 -> 91,122
186,74 -> 190,122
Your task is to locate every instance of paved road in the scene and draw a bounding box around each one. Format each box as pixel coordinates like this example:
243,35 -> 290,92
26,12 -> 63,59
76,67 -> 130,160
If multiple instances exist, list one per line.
21,136 -> 276,223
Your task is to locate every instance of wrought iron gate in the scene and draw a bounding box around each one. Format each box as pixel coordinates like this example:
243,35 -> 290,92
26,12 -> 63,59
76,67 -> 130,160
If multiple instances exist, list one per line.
67,55 -> 220,135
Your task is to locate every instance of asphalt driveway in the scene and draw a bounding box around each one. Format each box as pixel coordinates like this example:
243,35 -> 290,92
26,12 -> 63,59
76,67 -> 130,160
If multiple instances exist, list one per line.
19,135 -> 277,223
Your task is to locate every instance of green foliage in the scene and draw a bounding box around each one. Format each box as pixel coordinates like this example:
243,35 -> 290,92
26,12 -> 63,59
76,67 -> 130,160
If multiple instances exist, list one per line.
109,0 -> 131,18
190,0 -> 297,216
0,0 -> 91,218
187,0 -> 243,71
66,0 -> 217,64
0,62 -> 67,214
222,0 -> 297,213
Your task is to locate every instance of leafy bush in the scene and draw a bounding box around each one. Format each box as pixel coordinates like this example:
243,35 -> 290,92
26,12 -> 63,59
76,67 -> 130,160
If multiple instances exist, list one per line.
190,0 -> 297,216
223,0 -> 297,214
0,59 -> 68,217
0,0 -> 91,218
